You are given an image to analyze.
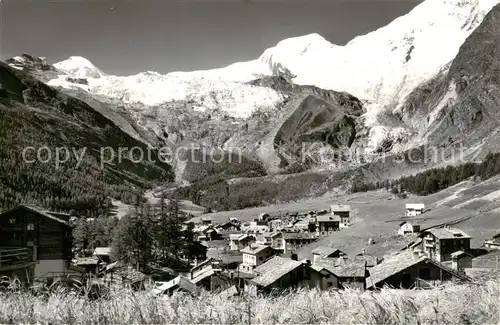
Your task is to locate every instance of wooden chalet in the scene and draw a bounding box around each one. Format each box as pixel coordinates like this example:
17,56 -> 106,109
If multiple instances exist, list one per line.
417,227 -> 471,262
312,247 -> 347,264
316,215 -> 341,236
245,256 -> 306,296
93,247 -> 112,264
366,250 -> 471,290
282,232 -> 317,251
0,205 -> 73,284
484,230 -> 500,249
310,259 -> 368,290
99,261 -> 149,291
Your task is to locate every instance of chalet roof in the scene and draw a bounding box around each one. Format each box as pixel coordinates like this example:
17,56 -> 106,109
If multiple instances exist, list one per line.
312,247 -> 346,257
190,258 -> 214,272
282,232 -> 317,240
262,231 -> 282,238
316,215 -> 342,223
251,256 -> 303,287
226,270 -> 255,279
313,259 -> 366,278
312,246 -> 330,256
423,228 -> 471,240
238,234 -> 256,242
94,247 -> 112,256
408,238 -> 423,249
406,203 -> 425,209
465,268 -> 500,282
330,205 -> 351,212
191,266 -> 216,284
332,262 -> 366,278
356,254 -> 381,267
312,246 -> 344,256
229,234 -> 242,240
68,264 -> 86,274
152,275 -> 198,295
309,264 -> 327,273
73,257 -> 99,266
240,244 -> 272,255
104,263 -> 147,283
216,221 -> 235,228
293,218 -> 311,226
2,204 -> 70,225
366,251 -> 471,289
145,264 -> 177,276
193,225 -> 211,233
216,252 -> 243,265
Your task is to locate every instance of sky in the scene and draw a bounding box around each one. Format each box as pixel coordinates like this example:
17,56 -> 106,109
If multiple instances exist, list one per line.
0,0 -> 422,75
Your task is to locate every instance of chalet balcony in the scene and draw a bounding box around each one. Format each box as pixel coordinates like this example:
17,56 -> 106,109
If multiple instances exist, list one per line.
0,247 -> 34,271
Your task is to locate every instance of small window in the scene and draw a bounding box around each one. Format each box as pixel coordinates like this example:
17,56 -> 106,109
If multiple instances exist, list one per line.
27,223 -> 35,230
9,218 -> 16,224
327,282 -> 333,287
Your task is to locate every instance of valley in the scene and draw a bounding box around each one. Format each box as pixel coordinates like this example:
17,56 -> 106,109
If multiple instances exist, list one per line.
190,175 -> 500,261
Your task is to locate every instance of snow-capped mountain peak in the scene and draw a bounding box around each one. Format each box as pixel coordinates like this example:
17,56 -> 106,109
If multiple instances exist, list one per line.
19,0 -> 500,123
54,56 -> 104,79
255,0 -> 500,109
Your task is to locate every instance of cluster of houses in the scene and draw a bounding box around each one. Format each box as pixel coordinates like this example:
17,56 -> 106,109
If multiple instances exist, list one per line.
150,223 -> 477,297
193,204 -> 353,252
1,202 -> 499,298
0,205 -> 159,290
145,202 -> 484,297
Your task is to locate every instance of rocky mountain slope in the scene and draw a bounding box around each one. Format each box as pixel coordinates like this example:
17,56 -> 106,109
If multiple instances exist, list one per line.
394,1 -> 500,159
0,62 -> 173,215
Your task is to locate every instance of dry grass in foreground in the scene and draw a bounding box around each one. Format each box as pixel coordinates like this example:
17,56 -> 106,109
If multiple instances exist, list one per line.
0,281 -> 499,324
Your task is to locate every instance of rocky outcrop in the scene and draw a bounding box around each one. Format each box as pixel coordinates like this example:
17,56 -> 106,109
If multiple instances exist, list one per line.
394,3 -> 500,159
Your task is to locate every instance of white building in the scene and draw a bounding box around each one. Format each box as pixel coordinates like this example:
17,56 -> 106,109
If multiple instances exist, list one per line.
405,204 -> 425,217
238,244 -> 275,274
268,219 -> 284,231
397,221 -> 421,236
228,234 -> 256,251
330,204 -> 351,229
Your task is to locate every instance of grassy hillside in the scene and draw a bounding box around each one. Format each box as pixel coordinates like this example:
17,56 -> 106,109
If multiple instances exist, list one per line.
177,169 -> 352,211
0,63 -> 173,216
188,175 -> 500,262
0,281 -> 499,324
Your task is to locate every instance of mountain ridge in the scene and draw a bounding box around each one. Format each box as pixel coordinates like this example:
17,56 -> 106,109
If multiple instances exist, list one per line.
5,0 -> 500,211
0,61 -> 173,215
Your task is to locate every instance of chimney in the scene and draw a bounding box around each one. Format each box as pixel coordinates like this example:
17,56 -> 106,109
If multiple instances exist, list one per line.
313,253 -> 321,265
291,253 -> 298,261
